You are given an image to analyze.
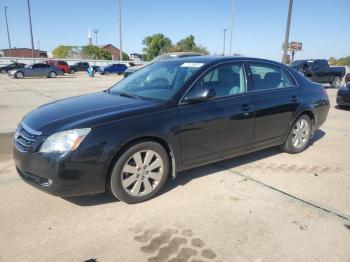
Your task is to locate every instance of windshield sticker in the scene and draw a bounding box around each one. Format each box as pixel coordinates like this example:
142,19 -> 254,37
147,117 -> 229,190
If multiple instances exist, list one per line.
180,63 -> 204,68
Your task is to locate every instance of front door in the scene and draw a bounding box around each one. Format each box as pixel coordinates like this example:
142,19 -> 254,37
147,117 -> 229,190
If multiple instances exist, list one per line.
179,62 -> 255,168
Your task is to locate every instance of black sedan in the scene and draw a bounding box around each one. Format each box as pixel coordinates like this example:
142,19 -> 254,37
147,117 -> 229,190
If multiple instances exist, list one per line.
13,56 -> 330,203
0,62 -> 26,74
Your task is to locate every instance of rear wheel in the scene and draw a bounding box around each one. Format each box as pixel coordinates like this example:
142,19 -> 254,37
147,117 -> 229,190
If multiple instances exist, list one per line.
0,69 -> 6,74
69,69 -> 75,74
48,71 -> 57,78
282,115 -> 312,154
15,71 -> 24,79
331,76 -> 342,89
109,142 -> 169,204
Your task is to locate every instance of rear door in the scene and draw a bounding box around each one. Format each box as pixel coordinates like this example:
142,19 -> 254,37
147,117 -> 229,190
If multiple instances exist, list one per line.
247,62 -> 300,148
179,62 -> 255,167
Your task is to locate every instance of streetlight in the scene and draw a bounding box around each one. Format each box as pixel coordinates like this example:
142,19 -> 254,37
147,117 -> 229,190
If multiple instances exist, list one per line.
27,0 -> 35,58
117,0 -> 123,60
222,29 -> 228,56
94,29 -> 99,45
4,6 -> 12,56
282,0 -> 293,64
229,0 -> 235,56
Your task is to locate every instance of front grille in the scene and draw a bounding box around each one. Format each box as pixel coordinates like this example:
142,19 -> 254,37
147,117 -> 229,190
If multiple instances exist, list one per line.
14,123 -> 41,152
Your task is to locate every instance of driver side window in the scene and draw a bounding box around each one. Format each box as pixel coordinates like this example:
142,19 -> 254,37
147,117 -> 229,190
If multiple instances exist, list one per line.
191,63 -> 247,98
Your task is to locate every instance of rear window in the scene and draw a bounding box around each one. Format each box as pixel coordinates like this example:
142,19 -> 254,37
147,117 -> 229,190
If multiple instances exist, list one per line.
249,63 -> 296,91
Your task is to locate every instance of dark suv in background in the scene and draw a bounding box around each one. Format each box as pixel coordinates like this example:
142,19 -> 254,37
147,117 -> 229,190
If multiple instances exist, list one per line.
289,59 -> 345,88
69,62 -> 99,73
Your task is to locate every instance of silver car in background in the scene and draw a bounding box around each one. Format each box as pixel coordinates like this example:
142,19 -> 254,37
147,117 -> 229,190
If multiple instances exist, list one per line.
8,63 -> 64,79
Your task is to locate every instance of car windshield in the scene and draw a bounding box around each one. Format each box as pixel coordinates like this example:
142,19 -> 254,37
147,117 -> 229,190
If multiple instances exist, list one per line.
109,61 -> 205,101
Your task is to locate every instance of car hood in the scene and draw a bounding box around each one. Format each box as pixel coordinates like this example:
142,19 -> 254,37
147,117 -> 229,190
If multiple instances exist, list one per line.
23,91 -> 158,133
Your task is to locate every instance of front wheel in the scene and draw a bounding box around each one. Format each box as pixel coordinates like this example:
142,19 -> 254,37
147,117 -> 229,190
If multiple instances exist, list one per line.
69,69 -> 75,74
109,142 -> 169,204
331,76 -> 342,89
15,71 -> 24,79
48,71 -> 57,78
282,115 -> 312,154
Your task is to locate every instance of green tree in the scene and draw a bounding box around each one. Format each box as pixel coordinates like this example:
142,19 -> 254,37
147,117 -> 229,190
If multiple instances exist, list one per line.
142,33 -> 173,60
82,46 -> 112,60
328,57 -> 337,65
170,35 -> 209,54
52,45 -> 72,58
336,56 -> 350,66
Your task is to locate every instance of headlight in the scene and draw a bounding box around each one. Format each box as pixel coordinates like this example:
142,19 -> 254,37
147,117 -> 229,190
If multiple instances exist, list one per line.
39,128 -> 91,153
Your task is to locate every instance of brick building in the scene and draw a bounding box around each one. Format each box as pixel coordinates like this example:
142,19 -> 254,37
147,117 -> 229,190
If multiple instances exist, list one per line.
1,48 -> 48,58
99,44 -> 122,60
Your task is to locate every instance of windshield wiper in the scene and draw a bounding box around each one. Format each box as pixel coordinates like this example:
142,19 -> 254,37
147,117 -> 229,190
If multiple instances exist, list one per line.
113,91 -> 139,99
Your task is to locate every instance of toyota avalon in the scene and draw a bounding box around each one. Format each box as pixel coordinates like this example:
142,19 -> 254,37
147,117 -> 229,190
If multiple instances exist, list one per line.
13,56 -> 330,203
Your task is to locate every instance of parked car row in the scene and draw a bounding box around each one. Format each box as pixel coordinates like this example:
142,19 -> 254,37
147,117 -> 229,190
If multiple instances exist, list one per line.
0,60 -> 130,78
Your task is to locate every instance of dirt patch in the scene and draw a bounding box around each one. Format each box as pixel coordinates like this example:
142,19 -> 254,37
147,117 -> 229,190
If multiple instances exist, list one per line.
0,132 -> 14,162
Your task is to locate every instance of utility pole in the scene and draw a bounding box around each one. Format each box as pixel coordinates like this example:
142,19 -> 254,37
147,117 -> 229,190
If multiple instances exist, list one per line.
4,6 -> 12,56
94,29 -> 99,45
117,0 -> 123,61
27,0 -> 35,58
282,0 -> 293,64
229,0 -> 235,56
222,29 -> 228,56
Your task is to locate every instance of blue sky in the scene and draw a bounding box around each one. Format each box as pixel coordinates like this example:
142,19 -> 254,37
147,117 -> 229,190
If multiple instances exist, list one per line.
1,0 -> 349,61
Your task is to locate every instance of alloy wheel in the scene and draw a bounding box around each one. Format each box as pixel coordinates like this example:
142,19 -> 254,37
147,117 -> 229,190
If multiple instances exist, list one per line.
292,119 -> 310,149
121,150 -> 164,197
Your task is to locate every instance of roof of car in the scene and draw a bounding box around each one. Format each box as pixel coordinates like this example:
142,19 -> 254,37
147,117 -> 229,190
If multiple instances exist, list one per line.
156,55 -> 283,66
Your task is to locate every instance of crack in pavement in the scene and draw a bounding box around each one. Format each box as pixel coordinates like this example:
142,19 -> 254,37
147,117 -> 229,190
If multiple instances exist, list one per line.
215,163 -> 350,221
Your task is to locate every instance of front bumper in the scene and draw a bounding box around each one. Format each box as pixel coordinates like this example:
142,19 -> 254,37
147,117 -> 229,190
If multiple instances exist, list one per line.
13,145 -> 107,197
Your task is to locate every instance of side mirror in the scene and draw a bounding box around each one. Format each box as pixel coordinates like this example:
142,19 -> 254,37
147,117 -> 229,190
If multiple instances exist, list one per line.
184,88 -> 216,103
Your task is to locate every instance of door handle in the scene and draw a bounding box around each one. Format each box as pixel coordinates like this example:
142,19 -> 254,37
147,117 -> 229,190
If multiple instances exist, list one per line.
240,104 -> 252,111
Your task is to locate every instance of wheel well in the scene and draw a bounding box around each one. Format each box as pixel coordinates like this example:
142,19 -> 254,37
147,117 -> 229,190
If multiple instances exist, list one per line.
106,136 -> 176,189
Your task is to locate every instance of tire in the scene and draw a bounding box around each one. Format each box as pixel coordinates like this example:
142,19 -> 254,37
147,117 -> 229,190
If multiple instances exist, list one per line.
0,69 -> 6,74
48,71 -> 57,78
331,76 -> 342,89
109,141 -> 169,204
69,69 -> 75,74
15,71 -> 24,79
282,115 -> 312,154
